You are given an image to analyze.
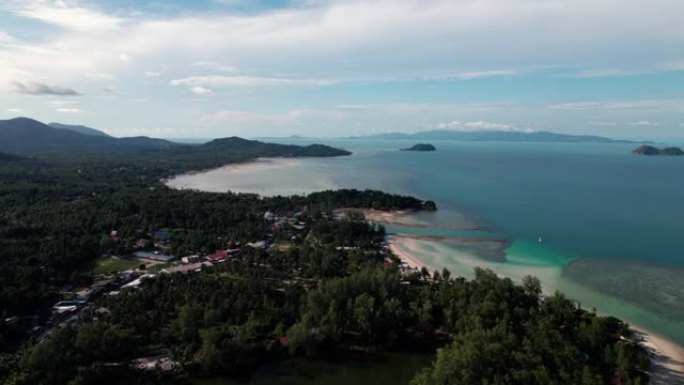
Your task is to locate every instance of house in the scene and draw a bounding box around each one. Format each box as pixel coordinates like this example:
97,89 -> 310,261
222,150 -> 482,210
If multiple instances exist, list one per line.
181,255 -> 200,264
246,241 -> 267,249
52,300 -> 85,314
263,211 -> 276,221
207,250 -> 230,262
135,238 -> 151,249
122,274 -> 156,289
76,279 -> 114,301
131,356 -> 178,373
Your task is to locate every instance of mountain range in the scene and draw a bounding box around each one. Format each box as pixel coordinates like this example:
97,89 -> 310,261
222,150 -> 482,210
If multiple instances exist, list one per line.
0,117 -> 177,151
48,122 -> 111,138
349,130 -> 644,143
0,117 -> 351,157
0,117 -> 647,154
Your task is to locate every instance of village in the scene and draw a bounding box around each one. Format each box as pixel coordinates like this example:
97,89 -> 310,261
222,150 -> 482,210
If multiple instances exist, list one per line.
34,207 -> 413,373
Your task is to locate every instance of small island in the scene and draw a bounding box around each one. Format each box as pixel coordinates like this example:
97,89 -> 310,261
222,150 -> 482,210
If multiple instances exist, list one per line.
632,145 -> 684,156
400,143 -> 436,152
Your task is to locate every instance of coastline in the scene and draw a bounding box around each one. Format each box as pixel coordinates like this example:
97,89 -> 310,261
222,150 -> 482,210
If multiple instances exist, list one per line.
167,159 -> 684,383
379,213 -> 684,384
164,157 -> 324,196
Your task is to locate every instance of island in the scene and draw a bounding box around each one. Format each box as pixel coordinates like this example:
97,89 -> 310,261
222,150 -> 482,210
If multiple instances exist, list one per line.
400,143 -> 436,152
632,145 -> 684,156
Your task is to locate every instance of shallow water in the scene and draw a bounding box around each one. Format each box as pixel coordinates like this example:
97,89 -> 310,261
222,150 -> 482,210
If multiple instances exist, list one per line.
167,139 -> 684,346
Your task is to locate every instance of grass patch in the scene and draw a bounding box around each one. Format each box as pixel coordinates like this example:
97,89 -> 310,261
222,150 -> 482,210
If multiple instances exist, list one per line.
93,257 -> 142,275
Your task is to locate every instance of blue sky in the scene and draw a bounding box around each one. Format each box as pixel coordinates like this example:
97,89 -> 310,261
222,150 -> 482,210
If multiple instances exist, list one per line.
1,0 -> 683,139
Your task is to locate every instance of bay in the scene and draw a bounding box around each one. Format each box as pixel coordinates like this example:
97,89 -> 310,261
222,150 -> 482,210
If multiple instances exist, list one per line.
167,139 -> 684,346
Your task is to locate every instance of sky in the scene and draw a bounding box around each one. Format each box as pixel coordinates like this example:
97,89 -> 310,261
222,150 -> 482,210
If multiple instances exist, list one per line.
0,0 -> 683,139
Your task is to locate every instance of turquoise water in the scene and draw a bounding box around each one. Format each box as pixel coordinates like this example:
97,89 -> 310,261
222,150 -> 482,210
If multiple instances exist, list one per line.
167,139 -> 684,346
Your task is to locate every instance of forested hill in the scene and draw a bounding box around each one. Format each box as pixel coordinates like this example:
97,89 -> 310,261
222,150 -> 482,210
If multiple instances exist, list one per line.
202,137 -> 352,157
0,117 -> 178,151
0,118 -> 351,159
48,122 -> 111,137
0,152 -> 23,162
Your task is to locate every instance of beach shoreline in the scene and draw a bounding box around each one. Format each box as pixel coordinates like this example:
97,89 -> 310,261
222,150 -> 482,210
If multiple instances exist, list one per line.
386,234 -> 435,273
336,208 -> 431,228
630,325 -> 684,384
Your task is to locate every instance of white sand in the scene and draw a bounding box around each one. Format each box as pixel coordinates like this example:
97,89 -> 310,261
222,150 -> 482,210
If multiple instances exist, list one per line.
386,234 -> 436,273
336,208 -> 430,228
631,326 -> 684,384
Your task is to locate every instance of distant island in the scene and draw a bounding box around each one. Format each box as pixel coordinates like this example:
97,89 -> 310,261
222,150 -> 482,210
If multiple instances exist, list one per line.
350,129 -> 645,144
401,143 -> 436,152
632,145 -> 684,156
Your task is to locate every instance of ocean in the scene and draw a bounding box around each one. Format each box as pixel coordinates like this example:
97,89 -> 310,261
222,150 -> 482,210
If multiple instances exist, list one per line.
167,139 -> 684,346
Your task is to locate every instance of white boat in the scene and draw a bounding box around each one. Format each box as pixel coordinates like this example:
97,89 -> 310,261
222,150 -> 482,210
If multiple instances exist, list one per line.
538,236 -> 543,243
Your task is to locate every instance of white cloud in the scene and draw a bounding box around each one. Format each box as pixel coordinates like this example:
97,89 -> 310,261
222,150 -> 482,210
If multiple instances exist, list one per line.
191,61 -> 239,73
189,86 -> 214,96
572,69 -> 649,78
9,0 -> 124,32
144,71 -> 161,78
437,121 -> 462,129
629,120 -> 659,126
86,72 -> 115,81
588,121 -> 617,126
333,104 -> 373,110
56,107 -> 83,113
14,81 -> 80,96
3,0 -> 683,95
436,120 -> 527,132
170,75 -> 338,90
1,1 -> 684,137
451,70 -> 518,80
49,100 -> 78,106
464,121 -> 513,130
0,30 -> 15,43
7,107 -> 23,113
549,99 -> 684,111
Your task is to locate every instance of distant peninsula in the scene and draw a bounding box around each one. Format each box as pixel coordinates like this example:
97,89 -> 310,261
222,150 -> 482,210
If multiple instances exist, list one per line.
632,145 -> 684,156
350,129 -> 644,144
401,143 -> 436,152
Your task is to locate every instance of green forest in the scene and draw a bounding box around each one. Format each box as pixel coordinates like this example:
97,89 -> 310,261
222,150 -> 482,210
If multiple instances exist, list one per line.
0,144 -> 650,385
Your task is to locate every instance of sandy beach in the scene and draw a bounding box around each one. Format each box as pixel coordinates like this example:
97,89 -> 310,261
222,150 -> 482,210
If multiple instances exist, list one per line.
164,157 -> 334,196
335,208 -> 431,228
631,326 -> 684,384
386,234 -> 435,272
